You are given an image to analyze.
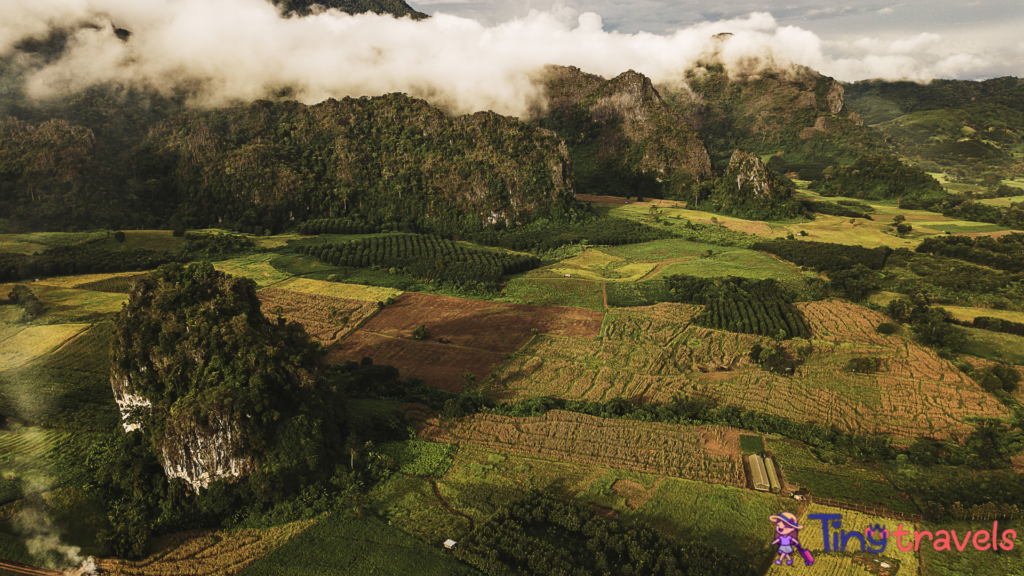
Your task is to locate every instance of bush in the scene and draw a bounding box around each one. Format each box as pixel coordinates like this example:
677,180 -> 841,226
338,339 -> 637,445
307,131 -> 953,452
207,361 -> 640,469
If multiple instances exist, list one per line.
876,322 -> 899,335
114,231 -> 126,242
172,227 -> 186,237
412,325 -> 430,340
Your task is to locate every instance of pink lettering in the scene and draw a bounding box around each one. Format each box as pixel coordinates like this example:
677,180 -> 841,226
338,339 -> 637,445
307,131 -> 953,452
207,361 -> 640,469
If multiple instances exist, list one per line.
993,521 -> 999,551
973,530 -> 990,551
1002,529 -> 1017,551
895,524 -> 913,552
951,530 -> 973,552
932,530 -> 950,551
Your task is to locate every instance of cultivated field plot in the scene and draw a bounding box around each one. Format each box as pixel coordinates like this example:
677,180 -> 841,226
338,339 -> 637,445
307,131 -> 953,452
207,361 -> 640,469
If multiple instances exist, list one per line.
587,472 -> 785,561
214,254 -> 291,287
99,521 -> 315,576
603,239 -> 806,281
764,503 -> 920,576
611,204 -> 775,236
492,300 -> 1006,439
256,288 -> 378,346
347,292 -> 602,353
328,332 -> 506,391
270,277 -> 402,302
525,249 -> 656,282
500,277 -> 606,311
941,305 -> 1024,325
17,285 -> 127,323
72,273 -> 150,293
423,410 -> 746,487
0,323 -> 89,371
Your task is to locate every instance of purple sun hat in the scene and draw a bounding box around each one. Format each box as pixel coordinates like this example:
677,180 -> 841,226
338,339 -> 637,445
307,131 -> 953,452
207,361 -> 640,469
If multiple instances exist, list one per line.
769,512 -> 804,530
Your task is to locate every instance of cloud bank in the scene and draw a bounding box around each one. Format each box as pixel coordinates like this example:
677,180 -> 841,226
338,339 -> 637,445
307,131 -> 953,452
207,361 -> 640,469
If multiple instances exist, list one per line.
0,0 -> 1007,117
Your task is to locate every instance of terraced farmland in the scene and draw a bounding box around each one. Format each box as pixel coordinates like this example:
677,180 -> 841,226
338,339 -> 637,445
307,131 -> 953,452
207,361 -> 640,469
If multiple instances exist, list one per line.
423,410 -> 746,487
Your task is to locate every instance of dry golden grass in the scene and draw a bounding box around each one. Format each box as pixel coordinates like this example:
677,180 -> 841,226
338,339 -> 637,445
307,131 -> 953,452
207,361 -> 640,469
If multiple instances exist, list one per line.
272,277 -> 402,302
213,254 -> 290,287
256,288 -> 378,346
35,271 -> 147,289
527,249 -> 657,282
490,300 -> 1007,440
98,520 -> 315,576
0,323 -> 90,371
424,410 -> 746,486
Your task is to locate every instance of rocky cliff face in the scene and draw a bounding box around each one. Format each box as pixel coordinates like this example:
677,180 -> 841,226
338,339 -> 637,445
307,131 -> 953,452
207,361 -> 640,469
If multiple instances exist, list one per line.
110,262 -> 329,492
723,149 -> 792,201
539,65 -> 713,197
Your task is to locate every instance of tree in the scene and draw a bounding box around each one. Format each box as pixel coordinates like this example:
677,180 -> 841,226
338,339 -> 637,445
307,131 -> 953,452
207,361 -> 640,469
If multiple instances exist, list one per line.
893,214 -> 906,226
114,230 -> 126,242
896,223 -> 913,235
412,324 -> 430,340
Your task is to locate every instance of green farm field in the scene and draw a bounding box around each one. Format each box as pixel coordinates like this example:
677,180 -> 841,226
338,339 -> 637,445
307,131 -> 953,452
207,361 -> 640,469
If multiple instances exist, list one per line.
240,514 -> 479,576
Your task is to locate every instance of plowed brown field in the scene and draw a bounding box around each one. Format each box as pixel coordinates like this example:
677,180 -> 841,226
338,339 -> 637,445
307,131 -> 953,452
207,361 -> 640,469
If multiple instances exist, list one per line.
327,292 -> 603,389
423,410 -> 746,487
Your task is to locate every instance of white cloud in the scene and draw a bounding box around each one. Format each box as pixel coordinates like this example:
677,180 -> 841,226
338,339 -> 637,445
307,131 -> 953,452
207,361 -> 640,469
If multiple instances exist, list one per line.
2,1 -> 1017,118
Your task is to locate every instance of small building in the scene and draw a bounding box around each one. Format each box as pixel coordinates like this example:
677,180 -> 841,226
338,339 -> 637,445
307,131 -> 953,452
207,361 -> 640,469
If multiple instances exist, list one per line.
764,456 -> 781,493
444,539 -> 458,550
749,454 -> 770,491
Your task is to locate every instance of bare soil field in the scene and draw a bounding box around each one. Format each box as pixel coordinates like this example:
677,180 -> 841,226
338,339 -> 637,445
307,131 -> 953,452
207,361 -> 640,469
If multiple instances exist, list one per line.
256,288 -> 377,346
326,332 -> 506,391
349,292 -> 602,354
423,410 -> 746,487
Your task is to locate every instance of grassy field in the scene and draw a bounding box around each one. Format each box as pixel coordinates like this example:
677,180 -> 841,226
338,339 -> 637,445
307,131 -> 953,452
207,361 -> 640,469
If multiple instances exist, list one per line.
767,438 -> 919,514
100,521 -> 316,576
239,514 -> 479,576
0,323 -> 89,371
498,277 -> 606,312
524,249 -> 657,282
603,238 -> 808,281
941,305 -> 1024,325
271,277 -> 402,302
960,327 -> 1024,365
214,254 -> 292,287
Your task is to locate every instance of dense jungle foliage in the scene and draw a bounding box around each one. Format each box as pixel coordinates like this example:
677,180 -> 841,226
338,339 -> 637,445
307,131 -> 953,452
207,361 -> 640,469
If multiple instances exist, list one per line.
915,233 -> 1024,273
809,154 -> 944,199
751,239 -> 892,273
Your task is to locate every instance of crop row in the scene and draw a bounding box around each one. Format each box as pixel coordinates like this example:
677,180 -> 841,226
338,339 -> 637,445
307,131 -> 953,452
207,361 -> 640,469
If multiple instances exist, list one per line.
297,233 -> 540,284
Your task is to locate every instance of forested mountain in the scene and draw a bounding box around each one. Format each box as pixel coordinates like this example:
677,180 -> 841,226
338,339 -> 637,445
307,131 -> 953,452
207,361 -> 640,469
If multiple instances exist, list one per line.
538,66 -> 713,199
275,0 -> 428,19
1,94 -> 579,234
661,64 -> 886,170
846,78 -> 1024,184
132,95 -> 578,234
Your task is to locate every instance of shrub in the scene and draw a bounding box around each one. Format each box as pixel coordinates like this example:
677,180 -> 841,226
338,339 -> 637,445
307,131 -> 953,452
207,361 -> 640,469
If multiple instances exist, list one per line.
113,231 -> 126,242
876,322 -> 899,335
412,325 -> 430,340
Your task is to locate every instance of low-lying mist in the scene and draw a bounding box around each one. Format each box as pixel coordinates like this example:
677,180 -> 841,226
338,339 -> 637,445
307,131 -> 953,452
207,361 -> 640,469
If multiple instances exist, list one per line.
0,0 -> 1002,117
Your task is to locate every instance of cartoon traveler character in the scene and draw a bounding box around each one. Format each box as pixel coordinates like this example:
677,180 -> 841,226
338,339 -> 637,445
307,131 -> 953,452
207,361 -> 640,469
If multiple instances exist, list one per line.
770,512 -> 813,566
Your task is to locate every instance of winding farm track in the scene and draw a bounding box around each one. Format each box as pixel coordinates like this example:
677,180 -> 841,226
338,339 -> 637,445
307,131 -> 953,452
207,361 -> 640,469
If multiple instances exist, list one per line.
399,473 -> 475,532
0,559 -> 63,576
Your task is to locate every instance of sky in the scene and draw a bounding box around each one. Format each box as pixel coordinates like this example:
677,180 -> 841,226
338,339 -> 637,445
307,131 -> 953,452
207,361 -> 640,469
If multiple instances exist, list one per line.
407,0 -> 1024,80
